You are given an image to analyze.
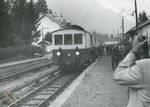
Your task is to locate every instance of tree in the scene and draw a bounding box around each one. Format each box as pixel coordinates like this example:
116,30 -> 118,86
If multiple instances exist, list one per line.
10,0 -> 40,46
0,0 -> 10,47
110,34 -> 114,39
35,0 -> 48,15
26,0 -> 38,44
0,0 -> 49,47
102,34 -> 109,42
10,0 -> 28,46
44,32 -> 52,43
138,11 -> 148,23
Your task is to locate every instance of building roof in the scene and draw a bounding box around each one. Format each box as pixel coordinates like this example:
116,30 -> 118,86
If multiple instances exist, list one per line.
36,14 -> 63,27
51,27 -> 85,34
126,19 -> 150,35
38,40 -> 51,45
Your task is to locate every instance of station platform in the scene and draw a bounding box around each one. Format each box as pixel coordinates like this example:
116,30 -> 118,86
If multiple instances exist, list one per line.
49,56 -> 128,107
0,54 -> 51,68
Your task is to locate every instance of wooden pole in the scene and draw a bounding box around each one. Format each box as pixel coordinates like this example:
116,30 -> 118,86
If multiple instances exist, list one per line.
134,0 -> 138,35
122,17 -> 125,38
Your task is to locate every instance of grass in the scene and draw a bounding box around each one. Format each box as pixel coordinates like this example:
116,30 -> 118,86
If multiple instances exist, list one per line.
0,45 -> 43,64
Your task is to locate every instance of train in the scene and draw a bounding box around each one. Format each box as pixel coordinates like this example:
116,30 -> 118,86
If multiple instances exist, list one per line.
49,26 -> 100,71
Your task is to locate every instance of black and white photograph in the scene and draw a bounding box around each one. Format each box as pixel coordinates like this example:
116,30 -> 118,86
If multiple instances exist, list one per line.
0,0 -> 150,107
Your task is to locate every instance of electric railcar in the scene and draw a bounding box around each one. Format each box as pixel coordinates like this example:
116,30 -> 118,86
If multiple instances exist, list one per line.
51,28 -> 99,71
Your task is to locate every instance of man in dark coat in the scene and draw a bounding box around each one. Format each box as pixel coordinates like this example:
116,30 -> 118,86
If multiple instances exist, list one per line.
111,45 -> 119,70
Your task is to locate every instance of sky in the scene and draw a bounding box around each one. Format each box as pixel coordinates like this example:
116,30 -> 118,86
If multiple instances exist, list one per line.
46,0 -> 150,34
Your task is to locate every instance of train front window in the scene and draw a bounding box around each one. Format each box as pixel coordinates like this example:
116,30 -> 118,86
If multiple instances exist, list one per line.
64,34 -> 73,45
74,33 -> 82,44
54,34 -> 63,45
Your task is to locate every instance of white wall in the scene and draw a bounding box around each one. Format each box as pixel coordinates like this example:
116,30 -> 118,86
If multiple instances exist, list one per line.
36,16 -> 61,43
37,16 -> 61,35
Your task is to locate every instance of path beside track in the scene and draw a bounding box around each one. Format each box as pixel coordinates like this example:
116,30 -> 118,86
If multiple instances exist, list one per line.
62,56 -> 128,107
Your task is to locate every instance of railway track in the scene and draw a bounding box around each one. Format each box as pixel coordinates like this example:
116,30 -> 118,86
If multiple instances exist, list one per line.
0,58 -> 53,81
0,55 -> 92,107
0,57 -> 49,74
8,72 -> 79,107
0,57 -> 59,106
0,66 -> 58,100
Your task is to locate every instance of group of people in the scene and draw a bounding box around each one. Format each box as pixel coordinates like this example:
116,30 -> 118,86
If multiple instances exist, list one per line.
98,44 -> 130,70
98,45 -> 113,57
96,36 -> 150,107
111,44 -> 130,70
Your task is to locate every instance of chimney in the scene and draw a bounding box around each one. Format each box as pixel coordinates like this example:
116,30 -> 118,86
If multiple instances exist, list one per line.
39,12 -> 44,18
47,9 -> 52,14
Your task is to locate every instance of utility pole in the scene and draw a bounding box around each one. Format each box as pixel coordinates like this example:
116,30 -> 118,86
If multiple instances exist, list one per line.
122,16 -> 125,38
119,10 -> 125,39
117,29 -> 120,42
134,0 -> 138,35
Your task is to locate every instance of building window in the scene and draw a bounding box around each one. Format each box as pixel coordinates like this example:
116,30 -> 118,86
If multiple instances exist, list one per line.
45,32 -> 52,43
54,34 -> 63,45
74,33 -> 83,44
64,34 -> 72,45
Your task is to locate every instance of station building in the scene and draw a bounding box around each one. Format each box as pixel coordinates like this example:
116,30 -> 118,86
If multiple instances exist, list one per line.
125,19 -> 150,43
32,11 -> 67,53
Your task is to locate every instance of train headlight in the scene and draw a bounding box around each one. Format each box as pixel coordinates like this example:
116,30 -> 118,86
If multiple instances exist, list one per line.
68,53 -> 71,56
56,52 -> 61,56
75,51 -> 80,56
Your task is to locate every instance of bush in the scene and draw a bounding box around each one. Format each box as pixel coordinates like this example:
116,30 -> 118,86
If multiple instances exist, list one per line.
0,45 -> 43,62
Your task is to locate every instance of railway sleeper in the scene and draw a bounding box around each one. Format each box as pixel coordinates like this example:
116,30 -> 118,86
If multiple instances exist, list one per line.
31,95 -> 48,100
43,88 -> 56,91
30,97 -> 45,101
20,103 -> 40,107
36,92 -> 53,95
32,95 -> 46,98
51,84 -> 63,86
26,100 -> 43,104
54,82 -> 65,85
49,86 -> 62,88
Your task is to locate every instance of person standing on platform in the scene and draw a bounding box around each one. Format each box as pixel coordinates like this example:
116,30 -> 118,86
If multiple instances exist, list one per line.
98,45 -> 103,58
111,44 -> 119,70
106,46 -> 109,56
103,45 -> 107,56
119,44 -> 128,60
113,35 -> 150,107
